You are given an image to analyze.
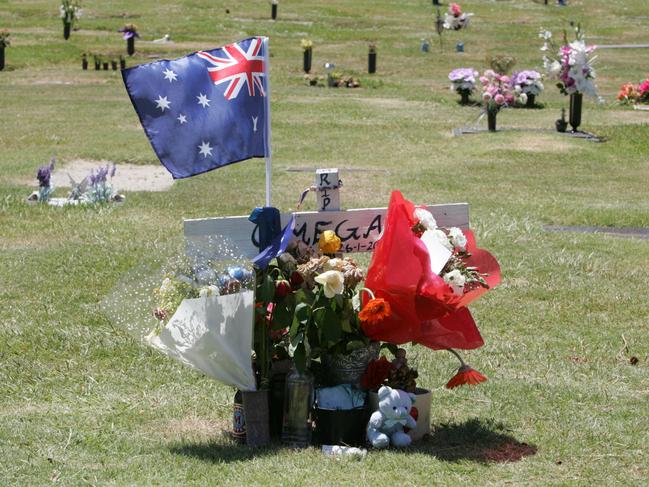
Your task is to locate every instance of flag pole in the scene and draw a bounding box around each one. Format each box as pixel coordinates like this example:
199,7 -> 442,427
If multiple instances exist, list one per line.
263,36 -> 272,207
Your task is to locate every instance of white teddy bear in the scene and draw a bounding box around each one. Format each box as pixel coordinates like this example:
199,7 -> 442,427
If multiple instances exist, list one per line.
366,385 -> 417,448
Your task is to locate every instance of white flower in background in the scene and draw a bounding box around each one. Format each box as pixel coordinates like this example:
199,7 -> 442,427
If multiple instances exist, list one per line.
432,229 -> 453,251
539,29 -> 552,40
448,227 -> 467,251
159,277 -> 173,295
314,270 -> 345,298
443,269 -> 466,296
199,285 -> 220,298
414,207 -> 437,231
519,93 -> 528,105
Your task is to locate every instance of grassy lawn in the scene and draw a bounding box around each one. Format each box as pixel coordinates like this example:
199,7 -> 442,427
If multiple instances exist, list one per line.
1,0 -> 648,485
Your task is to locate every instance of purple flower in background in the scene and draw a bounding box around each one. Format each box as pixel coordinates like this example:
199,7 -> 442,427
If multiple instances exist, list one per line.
449,68 -> 478,83
37,157 -> 55,188
512,70 -> 541,86
88,165 -> 110,186
119,24 -> 140,40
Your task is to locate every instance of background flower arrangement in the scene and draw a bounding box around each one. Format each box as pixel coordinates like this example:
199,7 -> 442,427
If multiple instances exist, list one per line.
541,25 -> 598,98
443,3 -> 473,31
480,70 -> 527,114
617,77 -> 649,105
448,68 -> 479,104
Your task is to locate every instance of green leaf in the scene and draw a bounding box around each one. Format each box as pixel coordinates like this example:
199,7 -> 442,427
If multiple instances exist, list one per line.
321,307 -> 341,346
257,274 -> 275,303
272,302 -> 293,329
341,317 -> 352,333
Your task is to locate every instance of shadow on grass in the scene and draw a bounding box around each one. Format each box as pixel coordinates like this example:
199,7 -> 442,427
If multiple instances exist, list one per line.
169,439 -> 283,463
413,418 -> 537,463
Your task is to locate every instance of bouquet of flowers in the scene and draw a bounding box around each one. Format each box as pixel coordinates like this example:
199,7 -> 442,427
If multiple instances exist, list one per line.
616,78 -> 649,104
511,70 -> 544,97
540,26 -> 598,97
361,191 -> 500,353
443,3 -> 473,31
480,69 -> 526,113
60,0 -> 82,25
448,68 -> 479,103
257,229 -> 370,374
146,252 -> 258,390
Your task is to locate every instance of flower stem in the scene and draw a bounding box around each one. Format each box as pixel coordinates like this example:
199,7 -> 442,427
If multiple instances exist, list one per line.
446,348 -> 467,367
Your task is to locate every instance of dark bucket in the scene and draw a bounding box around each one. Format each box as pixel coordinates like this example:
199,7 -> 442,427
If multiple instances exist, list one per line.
315,407 -> 369,446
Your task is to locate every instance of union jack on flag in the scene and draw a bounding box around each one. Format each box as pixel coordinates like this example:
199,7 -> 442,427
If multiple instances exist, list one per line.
122,37 -> 270,179
197,38 -> 266,100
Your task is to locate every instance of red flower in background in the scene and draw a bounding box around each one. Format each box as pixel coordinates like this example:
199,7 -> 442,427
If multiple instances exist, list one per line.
360,357 -> 395,390
445,364 -> 487,389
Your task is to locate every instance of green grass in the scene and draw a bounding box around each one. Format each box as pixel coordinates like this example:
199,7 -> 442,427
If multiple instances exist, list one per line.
1,0 -> 649,485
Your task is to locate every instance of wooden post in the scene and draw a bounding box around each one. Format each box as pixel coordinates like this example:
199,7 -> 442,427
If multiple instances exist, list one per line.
315,168 -> 340,212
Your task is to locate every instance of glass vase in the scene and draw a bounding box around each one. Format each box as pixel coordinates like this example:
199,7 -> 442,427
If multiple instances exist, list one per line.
281,365 -> 313,448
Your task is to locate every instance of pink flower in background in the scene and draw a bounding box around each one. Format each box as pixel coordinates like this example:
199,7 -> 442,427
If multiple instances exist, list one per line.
494,94 -> 505,105
639,79 -> 649,94
451,3 -> 462,16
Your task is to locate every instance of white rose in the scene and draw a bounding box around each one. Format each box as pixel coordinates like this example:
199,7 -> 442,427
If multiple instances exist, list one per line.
414,208 -> 437,231
199,285 -> 220,298
448,227 -> 467,251
519,93 -> 528,105
443,269 -> 466,296
314,270 -> 345,298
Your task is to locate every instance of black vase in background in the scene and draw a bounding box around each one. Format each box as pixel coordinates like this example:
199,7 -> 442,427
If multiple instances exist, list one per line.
81,56 -> 88,70
526,93 -> 535,108
368,51 -> 376,74
433,0 -> 440,5
120,57 -> 126,70
63,22 -> 71,40
569,92 -> 583,132
0,48 -> 5,72
271,3 -> 278,20
94,59 -> 100,70
487,109 -> 497,132
103,62 -> 109,70
111,60 -> 117,70
127,37 -> 135,56
460,90 -> 470,105
303,48 -> 312,73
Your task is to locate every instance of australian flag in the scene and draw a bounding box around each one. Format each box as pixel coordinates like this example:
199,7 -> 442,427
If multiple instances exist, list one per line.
122,37 -> 270,179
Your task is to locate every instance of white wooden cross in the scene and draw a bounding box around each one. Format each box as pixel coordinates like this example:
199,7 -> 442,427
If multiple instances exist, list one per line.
184,168 -> 469,258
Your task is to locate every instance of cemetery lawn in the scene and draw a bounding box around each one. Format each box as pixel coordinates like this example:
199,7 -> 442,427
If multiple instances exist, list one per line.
1,0 -> 648,485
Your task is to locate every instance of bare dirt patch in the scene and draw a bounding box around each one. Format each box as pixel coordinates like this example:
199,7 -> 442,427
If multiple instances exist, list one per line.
50,159 -> 174,192
508,135 -> 577,153
155,416 -> 229,441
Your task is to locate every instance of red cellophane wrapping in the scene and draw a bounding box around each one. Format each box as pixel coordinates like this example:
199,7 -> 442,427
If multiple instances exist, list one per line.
362,191 -> 501,350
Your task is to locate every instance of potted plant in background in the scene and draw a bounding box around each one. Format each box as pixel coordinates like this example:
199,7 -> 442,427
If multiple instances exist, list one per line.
59,0 -> 81,40
368,42 -> 377,74
93,54 -> 100,70
541,25 -> 599,132
301,39 -> 312,74
119,24 -> 140,56
448,67 -> 478,105
81,52 -> 88,70
0,30 -> 10,72
511,70 -> 544,108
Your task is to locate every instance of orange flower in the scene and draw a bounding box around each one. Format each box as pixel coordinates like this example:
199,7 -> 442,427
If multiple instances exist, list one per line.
359,298 -> 391,326
445,364 -> 487,389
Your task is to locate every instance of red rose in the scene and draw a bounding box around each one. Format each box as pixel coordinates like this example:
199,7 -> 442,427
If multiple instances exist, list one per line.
275,279 -> 291,298
360,357 -> 395,391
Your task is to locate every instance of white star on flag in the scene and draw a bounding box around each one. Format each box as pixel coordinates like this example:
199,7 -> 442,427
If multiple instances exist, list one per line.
196,93 -> 211,108
163,68 -> 178,82
198,141 -> 213,158
155,95 -> 171,112
177,114 -> 188,124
